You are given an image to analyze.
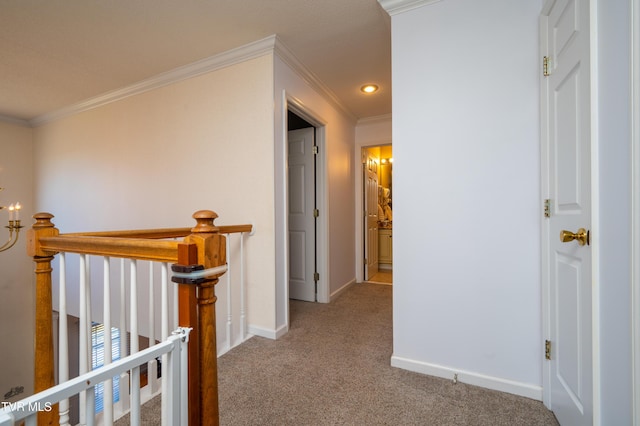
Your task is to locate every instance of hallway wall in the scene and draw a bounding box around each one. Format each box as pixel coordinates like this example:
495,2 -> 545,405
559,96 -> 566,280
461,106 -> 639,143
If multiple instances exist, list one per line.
32,54 -> 277,338
388,0 -> 543,398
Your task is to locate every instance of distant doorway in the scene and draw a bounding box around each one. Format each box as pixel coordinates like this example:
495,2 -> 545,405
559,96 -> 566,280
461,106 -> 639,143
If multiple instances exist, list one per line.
361,144 -> 393,285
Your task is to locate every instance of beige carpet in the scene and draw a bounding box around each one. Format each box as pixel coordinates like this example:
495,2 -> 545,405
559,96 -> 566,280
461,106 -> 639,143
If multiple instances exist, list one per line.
122,283 -> 559,425
217,283 -> 558,425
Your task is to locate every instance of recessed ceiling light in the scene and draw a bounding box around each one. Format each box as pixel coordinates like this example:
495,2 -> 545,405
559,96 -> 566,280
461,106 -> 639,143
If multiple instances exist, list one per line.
360,84 -> 379,94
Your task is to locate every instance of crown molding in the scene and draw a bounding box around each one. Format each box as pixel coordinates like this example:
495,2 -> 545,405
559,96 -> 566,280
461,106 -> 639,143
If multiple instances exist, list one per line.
378,0 -> 442,16
0,114 -> 31,128
273,36 -> 357,124
30,36 -> 278,127
357,113 -> 392,125
28,34 -> 359,127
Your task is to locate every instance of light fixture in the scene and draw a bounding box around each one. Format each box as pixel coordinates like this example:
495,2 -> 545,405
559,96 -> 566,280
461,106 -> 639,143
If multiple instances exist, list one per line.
0,187 -> 23,252
360,84 -> 379,94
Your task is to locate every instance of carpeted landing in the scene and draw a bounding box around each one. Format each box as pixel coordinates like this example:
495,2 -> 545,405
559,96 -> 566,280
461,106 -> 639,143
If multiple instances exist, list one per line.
123,283 -> 559,425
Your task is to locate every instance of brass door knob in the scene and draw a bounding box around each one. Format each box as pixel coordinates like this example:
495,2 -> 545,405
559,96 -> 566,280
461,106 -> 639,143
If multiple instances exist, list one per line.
560,228 -> 590,246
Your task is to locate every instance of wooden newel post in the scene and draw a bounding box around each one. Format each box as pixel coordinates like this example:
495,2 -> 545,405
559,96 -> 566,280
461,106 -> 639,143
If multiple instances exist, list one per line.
26,213 -> 60,426
174,210 -> 226,426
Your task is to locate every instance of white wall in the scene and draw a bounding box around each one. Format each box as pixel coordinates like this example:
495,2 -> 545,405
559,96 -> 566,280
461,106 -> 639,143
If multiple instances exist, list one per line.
32,55 -> 277,341
389,0 -> 543,398
0,121 -> 34,400
274,51 -> 357,332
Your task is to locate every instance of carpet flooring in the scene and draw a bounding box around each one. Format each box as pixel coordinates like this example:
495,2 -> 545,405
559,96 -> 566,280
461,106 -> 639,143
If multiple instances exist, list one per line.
122,282 -> 559,425
216,283 -> 559,425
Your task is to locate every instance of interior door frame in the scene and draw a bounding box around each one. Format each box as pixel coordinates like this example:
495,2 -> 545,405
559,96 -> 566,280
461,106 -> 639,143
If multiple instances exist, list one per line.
285,96 -> 329,305
355,140 -> 392,283
539,0 -> 600,417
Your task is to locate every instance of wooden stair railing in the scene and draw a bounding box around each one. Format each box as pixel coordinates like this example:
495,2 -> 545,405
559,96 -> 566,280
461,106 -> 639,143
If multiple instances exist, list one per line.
27,209 -> 251,426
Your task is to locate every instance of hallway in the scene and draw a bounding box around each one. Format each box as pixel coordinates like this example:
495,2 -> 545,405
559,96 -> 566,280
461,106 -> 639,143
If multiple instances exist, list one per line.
215,283 -> 558,425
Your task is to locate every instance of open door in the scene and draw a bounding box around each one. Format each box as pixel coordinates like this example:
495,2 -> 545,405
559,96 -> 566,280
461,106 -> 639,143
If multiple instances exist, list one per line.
541,0 -> 593,424
363,153 -> 379,281
288,127 -> 317,302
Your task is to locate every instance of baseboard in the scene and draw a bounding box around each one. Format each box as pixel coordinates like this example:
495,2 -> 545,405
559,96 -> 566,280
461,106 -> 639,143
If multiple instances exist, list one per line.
247,323 -> 288,340
329,278 -> 357,302
390,355 -> 543,401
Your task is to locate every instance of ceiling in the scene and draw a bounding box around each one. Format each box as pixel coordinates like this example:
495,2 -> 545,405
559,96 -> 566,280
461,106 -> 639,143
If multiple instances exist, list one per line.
0,0 -> 392,125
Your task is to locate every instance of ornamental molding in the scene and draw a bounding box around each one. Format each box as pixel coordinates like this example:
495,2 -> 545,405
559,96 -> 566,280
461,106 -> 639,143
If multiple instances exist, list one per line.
378,0 -> 442,16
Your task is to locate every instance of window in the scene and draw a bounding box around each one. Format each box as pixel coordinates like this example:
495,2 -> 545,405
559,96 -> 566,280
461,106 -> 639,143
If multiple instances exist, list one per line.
91,323 -> 121,413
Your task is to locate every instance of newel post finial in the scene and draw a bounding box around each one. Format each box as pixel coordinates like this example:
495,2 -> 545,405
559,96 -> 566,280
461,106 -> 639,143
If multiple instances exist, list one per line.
191,210 -> 219,234
28,212 -> 59,258
32,212 -> 55,228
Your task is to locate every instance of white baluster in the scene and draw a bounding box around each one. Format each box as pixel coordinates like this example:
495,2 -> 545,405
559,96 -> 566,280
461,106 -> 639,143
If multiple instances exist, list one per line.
148,262 -> 159,393
172,279 -> 178,331
103,257 -> 113,425
85,386 -> 95,426
130,259 -> 138,355
130,260 -> 140,423
58,253 -> 70,426
118,258 -> 129,413
161,263 -> 170,425
161,263 -> 169,341
226,234 -> 232,352
79,254 -> 88,426
240,232 -> 247,341
86,256 -> 92,365
130,365 -> 141,426
24,413 -> 36,426
180,329 -> 190,426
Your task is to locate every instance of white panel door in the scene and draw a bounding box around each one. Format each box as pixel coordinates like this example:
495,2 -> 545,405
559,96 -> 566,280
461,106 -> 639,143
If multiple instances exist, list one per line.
364,154 -> 379,280
288,127 -> 316,302
542,0 -> 592,424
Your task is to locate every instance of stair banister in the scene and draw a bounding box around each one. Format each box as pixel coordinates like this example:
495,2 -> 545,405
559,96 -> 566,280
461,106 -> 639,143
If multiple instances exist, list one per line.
28,209 -> 232,426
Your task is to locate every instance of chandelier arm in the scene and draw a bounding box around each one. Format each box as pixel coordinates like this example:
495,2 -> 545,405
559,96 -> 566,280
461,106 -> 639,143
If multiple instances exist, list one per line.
0,225 -> 22,253
0,233 -> 17,252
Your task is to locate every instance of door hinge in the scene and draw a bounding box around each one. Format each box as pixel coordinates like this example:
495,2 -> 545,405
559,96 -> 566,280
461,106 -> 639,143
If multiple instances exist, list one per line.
545,339 -> 551,360
313,208 -> 319,218
544,199 -> 551,218
543,56 -> 550,77
313,145 -> 319,155
314,272 -> 320,282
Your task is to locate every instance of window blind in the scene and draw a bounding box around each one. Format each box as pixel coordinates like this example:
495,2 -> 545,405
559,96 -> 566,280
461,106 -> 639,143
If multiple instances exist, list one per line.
91,323 -> 121,413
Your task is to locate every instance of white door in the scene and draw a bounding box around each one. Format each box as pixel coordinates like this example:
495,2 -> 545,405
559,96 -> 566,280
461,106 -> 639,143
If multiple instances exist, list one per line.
288,127 -> 316,302
541,0 -> 592,424
364,153 -> 379,280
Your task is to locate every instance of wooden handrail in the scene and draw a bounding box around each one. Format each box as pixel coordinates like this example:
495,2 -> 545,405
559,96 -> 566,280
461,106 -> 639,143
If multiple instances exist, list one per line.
38,236 -> 181,262
61,224 -> 253,239
31,224 -> 252,262
27,210 -> 247,426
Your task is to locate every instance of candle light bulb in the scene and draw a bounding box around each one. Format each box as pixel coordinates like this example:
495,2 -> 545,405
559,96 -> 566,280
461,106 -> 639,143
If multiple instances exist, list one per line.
14,202 -> 21,220
8,204 -> 14,221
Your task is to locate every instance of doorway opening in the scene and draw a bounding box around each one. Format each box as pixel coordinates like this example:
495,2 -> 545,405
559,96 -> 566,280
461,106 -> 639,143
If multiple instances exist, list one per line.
287,110 -> 319,302
362,144 -> 393,285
